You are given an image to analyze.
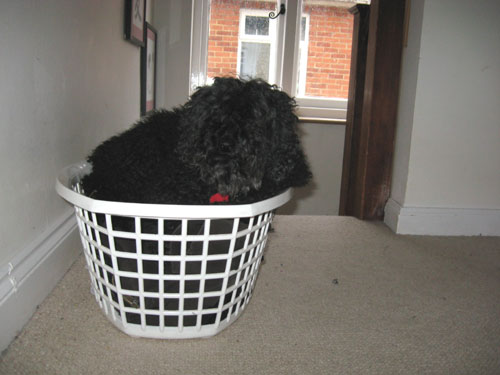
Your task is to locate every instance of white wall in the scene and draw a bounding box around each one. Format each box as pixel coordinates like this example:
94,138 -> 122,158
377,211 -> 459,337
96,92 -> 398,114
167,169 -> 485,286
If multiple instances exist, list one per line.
279,123 -> 345,215
0,0 -> 143,267
154,0 -> 193,109
389,0 -> 425,207
386,0 -> 500,235
0,0 -> 151,352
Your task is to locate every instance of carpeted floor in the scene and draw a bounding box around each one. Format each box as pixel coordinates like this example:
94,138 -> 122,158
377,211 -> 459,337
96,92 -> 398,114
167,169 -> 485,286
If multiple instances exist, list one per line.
1,216 -> 499,374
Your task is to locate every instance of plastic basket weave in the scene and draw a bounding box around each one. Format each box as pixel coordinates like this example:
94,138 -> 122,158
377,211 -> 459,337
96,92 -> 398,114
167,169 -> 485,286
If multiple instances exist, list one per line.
56,162 -> 291,339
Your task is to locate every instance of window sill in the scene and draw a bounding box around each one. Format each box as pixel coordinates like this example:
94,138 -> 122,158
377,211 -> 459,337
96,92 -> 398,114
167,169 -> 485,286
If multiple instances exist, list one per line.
298,116 -> 346,125
295,97 -> 347,124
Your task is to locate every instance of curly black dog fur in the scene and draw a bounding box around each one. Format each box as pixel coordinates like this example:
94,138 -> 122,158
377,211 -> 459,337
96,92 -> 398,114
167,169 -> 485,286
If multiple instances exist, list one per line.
81,77 -> 312,205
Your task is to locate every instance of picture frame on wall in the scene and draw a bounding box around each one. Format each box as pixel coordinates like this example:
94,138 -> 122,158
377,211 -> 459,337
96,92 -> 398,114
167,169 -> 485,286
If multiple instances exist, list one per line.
141,22 -> 157,116
124,0 -> 146,47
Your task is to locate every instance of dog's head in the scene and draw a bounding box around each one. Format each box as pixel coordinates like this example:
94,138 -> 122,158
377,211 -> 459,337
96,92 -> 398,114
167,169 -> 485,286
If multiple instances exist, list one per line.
178,77 -> 311,200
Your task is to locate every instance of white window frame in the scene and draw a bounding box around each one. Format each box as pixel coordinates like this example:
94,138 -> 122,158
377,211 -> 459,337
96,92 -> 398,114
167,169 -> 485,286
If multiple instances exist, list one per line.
297,14 -> 310,97
237,9 -> 278,84
190,0 -> 352,122
284,0 -> 349,122
190,0 -> 211,92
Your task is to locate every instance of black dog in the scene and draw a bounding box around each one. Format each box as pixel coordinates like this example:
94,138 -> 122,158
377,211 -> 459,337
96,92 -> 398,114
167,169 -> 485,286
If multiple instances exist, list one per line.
81,77 -> 311,205
80,78 -> 311,326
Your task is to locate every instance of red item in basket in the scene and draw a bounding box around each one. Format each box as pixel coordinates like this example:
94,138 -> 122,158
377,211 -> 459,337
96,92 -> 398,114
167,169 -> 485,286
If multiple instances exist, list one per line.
209,193 -> 229,204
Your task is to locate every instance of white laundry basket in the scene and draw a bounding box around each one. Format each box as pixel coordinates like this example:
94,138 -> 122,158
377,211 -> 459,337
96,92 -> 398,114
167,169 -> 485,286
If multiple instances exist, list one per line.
56,162 -> 291,339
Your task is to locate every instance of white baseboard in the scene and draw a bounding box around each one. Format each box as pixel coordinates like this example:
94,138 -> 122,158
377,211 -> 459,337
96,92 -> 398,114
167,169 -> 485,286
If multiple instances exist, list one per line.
384,198 -> 500,236
0,210 -> 80,353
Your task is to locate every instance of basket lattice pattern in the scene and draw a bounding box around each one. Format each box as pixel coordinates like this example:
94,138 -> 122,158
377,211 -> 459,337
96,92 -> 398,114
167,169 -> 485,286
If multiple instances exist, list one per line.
74,202 -> 274,339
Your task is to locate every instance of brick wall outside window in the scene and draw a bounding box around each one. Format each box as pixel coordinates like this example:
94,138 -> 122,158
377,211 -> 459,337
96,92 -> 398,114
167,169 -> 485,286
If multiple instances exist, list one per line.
207,0 -> 240,78
304,5 -> 353,98
207,0 -> 353,99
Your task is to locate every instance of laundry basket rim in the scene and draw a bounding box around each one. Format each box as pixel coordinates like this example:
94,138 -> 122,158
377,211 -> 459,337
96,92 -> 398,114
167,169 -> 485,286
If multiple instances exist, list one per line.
56,161 -> 292,219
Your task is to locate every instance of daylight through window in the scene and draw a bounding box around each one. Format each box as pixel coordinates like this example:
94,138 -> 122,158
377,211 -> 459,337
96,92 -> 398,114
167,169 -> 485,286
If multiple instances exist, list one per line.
194,0 -> 361,121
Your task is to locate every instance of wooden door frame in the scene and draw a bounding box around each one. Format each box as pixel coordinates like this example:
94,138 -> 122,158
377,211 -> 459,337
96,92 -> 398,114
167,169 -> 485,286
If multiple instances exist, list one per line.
339,0 -> 407,220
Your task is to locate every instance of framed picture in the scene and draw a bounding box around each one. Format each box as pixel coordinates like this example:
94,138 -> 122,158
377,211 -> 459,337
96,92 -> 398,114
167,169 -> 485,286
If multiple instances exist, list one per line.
141,22 -> 157,116
124,0 -> 146,46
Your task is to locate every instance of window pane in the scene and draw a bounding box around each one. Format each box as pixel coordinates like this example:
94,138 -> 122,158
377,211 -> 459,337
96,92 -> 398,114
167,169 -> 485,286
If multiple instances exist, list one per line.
297,0 -> 355,99
207,0 -> 278,83
300,16 -> 307,42
240,42 -> 270,81
245,16 -> 269,35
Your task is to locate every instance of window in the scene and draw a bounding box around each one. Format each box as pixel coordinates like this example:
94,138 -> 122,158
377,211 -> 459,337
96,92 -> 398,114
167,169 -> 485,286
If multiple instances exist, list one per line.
238,10 -> 277,83
191,0 -> 361,122
201,1 -> 280,86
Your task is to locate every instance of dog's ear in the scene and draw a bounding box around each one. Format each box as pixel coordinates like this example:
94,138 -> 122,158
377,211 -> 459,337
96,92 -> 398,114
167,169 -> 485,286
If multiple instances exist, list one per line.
266,89 -> 312,189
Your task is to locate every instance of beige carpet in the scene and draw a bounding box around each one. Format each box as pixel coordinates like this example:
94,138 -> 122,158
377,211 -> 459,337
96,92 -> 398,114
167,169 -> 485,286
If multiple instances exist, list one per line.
1,216 -> 499,374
